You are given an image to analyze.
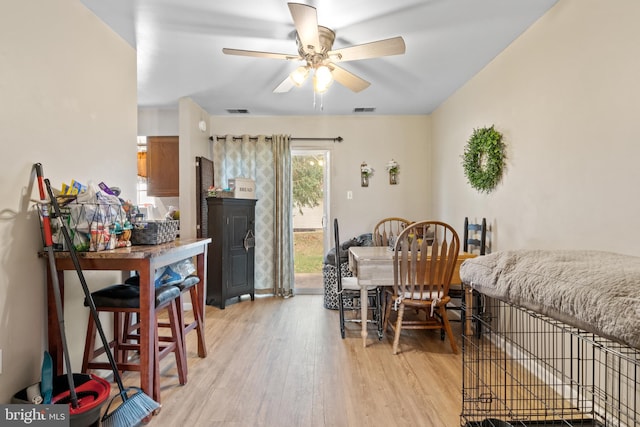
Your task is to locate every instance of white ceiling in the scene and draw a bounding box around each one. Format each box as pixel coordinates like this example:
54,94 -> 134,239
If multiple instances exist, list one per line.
80,0 -> 558,116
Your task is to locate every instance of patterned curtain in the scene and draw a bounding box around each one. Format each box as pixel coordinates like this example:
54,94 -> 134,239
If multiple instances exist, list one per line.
272,135 -> 294,297
212,134 -> 294,296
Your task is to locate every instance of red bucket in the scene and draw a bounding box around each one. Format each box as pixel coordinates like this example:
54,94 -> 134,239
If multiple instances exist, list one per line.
13,373 -> 111,427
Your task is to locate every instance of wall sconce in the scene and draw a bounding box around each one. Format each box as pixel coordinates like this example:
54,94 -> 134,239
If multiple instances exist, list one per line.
360,161 -> 373,187
386,159 -> 399,185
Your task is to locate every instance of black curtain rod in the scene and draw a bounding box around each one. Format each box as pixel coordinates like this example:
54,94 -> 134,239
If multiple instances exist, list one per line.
209,135 -> 343,143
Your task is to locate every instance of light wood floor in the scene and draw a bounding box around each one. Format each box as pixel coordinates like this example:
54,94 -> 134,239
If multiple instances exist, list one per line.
115,295 -> 464,426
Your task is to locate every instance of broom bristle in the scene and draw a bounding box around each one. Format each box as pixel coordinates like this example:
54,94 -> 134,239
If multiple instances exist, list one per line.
101,388 -> 160,427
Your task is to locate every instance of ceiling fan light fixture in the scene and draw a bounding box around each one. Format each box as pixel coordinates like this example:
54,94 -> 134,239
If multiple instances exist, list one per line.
223,3 -> 406,96
290,66 -> 309,87
313,65 -> 333,93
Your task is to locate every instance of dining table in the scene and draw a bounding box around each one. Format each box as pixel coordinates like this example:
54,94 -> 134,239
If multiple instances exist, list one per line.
41,237 -> 211,401
348,246 -> 476,347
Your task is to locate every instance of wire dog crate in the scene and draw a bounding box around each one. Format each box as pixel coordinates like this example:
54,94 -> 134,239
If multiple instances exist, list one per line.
461,291 -> 640,427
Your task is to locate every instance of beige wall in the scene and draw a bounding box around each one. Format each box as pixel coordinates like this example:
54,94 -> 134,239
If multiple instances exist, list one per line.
210,115 -> 432,240
431,0 -> 640,255
178,97 -> 213,239
4,0 -> 634,406
0,0 -> 137,402
138,107 -> 179,136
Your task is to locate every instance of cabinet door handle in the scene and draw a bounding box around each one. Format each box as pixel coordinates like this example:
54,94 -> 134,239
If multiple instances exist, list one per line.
243,229 -> 255,252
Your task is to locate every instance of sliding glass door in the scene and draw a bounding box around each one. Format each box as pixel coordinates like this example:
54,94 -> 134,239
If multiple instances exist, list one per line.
292,149 -> 330,294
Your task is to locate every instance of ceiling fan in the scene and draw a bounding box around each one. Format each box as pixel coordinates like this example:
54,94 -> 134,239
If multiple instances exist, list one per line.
222,2 -> 406,94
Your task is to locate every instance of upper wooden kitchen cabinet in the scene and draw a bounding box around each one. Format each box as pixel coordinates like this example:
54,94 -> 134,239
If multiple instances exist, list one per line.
146,136 -> 179,197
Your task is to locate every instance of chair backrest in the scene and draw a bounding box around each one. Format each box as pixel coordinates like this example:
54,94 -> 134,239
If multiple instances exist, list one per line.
333,218 -> 344,293
463,217 -> 487,255
392,221 -> 460,301
373,217 -> 412,246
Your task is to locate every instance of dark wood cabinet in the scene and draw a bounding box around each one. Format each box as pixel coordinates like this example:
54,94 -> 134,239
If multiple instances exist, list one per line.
206,197 -> 256,309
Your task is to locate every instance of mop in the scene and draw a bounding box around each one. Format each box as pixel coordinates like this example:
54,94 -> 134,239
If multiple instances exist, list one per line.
35,163 -> 160,427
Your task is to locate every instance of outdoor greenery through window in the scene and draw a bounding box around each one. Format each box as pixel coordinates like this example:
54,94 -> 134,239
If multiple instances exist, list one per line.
292,153 -> 325,275
293,155 -> 324,215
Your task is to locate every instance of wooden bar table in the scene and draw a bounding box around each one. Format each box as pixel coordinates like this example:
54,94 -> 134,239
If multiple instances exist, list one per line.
348,246 -> 475,347
41,237 -> 211,401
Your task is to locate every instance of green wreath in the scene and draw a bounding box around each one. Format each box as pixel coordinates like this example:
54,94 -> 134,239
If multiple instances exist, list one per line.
461,125 -> 505,193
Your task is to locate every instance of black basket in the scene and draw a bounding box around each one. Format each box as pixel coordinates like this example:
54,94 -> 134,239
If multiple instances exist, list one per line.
130,220 -> 179,245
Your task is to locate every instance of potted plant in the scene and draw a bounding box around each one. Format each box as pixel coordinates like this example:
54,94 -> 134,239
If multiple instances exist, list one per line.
360,162 -> 373,187
386,159 -> 399,184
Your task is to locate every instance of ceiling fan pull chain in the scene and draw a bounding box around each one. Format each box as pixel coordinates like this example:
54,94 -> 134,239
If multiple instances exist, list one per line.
312,91 -> 325,111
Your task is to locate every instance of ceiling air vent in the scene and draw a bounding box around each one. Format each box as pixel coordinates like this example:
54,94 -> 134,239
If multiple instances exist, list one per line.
353,107 -> 376,113
226,109 -> 250,114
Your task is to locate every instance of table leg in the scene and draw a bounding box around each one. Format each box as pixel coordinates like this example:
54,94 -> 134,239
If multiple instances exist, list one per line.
361,286 -> 368,347
195,252 -> 207,357
138,267 -> 155,401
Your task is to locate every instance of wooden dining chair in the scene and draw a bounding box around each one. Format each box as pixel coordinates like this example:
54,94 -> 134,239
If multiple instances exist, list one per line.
383,220 -> 460,354
450,217 -> 487,301
372,217 -> 412,246
334,218 -> 383,340
447,217 -> 488,337
463,217 -> 487,255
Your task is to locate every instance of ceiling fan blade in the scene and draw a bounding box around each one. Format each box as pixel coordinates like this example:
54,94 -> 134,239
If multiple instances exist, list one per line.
330,65 -> 370,93
288,3 -> 320,53
222,48 -> 299,61
328,36 -> 406,62
273,75 -> 295,93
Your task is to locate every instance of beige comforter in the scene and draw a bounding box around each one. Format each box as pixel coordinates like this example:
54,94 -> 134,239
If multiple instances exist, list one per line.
460,249 -> 640,350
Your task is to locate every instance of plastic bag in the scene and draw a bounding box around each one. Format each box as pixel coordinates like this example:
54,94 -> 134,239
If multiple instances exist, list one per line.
154,259 -> 196,287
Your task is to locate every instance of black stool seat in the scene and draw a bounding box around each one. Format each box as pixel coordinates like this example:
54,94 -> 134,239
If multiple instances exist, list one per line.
125,274 -> 200,290
86,284 -> 180,309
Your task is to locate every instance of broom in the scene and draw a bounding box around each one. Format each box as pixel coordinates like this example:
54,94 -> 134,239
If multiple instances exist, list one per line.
35,163 -> 160,427
36,171 -> 79,410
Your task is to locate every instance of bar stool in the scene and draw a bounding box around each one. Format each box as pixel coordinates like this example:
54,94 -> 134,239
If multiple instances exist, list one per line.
173,275 -> 207,358
126,274 -> 207,360
81,283 -> 187,403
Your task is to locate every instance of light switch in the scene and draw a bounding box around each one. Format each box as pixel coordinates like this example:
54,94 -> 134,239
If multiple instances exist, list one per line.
347,191 -> 353,200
